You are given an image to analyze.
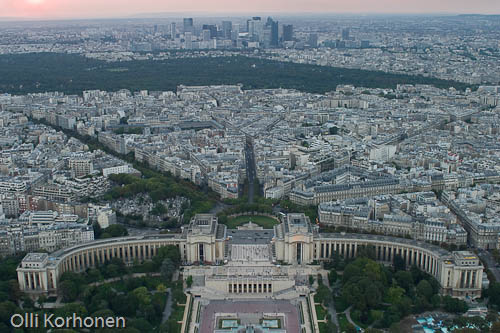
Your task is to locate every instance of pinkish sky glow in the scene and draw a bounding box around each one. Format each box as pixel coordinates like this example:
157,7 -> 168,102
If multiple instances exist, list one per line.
1,0 -> 499,19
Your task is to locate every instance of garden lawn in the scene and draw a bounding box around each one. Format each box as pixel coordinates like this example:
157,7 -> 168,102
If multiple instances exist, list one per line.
224,215 -> 279,229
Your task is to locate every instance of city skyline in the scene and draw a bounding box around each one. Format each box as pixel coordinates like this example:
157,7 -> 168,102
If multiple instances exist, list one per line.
1,0 -> 500,20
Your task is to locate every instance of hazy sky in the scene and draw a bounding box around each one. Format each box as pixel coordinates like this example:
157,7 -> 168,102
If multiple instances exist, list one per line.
1,0 -> 499,19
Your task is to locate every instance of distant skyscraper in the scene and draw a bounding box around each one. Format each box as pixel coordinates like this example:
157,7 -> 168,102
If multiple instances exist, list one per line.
222,21 -> 232,39
202,24 -> 217,38
342,28 -> 350,41
202,29 -> 211,42
184,32 -> 192,49
183,18 -> 194,33
231,24 -> 240,41
247,20 -> 254,36
170,22 -> 177,40
283,24 -> 294,41
266,17 -> 279,47
308,33 -> 318,47
248,17 -> 262,41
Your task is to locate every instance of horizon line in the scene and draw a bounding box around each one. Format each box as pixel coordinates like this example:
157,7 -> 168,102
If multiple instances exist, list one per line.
1,11 -> 499,22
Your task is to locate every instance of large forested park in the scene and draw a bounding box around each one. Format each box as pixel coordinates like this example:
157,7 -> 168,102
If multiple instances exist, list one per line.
0,246 -> 189,333
0,52 -> 473,95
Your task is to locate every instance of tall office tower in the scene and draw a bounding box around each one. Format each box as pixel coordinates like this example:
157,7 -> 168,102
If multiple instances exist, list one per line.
247,20 -> 255,36
231,24 -> 240,41
202,29 -> 211,42
266,18 -> 279,47
222,21 -> 232,39
342,28 -> 350,41
202,24 -> 218,38
248,17 -> 262,41
183,18 -> 194,33
270,20 -> 279,47
282,24 -> 294,41
170,22 -> 177,40
308,33 -> 318,47
184,32 -> 193,49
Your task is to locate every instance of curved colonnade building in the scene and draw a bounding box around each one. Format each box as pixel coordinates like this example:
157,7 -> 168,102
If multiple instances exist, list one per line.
18,213 -> 483,299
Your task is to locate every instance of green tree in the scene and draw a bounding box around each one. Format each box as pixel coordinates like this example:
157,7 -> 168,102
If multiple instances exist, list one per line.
37,295 -> 47,309
91,309 -> 115,318
87,268 -> 102,282
59,280 -> 78,302
329,270 -> 338,285
128,318 -> 153,332
442,296 -> 468,313
103,224 -> 129,238
416,280 -> 433,300
395,270 -> 414,293
0,301 -> 20,326
22,296 -> 35,310
55,303 -> 88,318
368,310 -> 384,325
488,283 -> 500,308
186,276 -> 193,288
93,222 -> 102,239
157,283 -> 167,293
151,203 -> 168,215
111,294 -> 136,317
393,254 -> 406,271
386,286 -> 405,305
154,245 -> 181,268
315,284 -> 331,306
161,258 -> 176,281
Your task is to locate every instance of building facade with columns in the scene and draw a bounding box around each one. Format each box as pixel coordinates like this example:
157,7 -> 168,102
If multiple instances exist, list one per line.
18,213 -> 483,299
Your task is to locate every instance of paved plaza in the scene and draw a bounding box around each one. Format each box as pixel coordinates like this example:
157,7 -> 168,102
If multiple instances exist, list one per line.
231,244 -> 271,261
199,299 -> 300,333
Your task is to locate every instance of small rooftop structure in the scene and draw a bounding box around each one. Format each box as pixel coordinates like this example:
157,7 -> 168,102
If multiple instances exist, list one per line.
453,251 -> 480,266
285,213 -> 312,234
189,214 -> 218,236
20,253 -> 48,269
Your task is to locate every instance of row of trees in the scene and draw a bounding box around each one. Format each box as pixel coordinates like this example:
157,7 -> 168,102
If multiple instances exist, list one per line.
112,127 -> 143,135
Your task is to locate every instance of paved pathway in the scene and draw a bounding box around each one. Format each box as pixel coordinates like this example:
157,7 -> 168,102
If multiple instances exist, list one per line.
161,288 -> 173,323
322,270 -> 340,331
345,306 -> 364,332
